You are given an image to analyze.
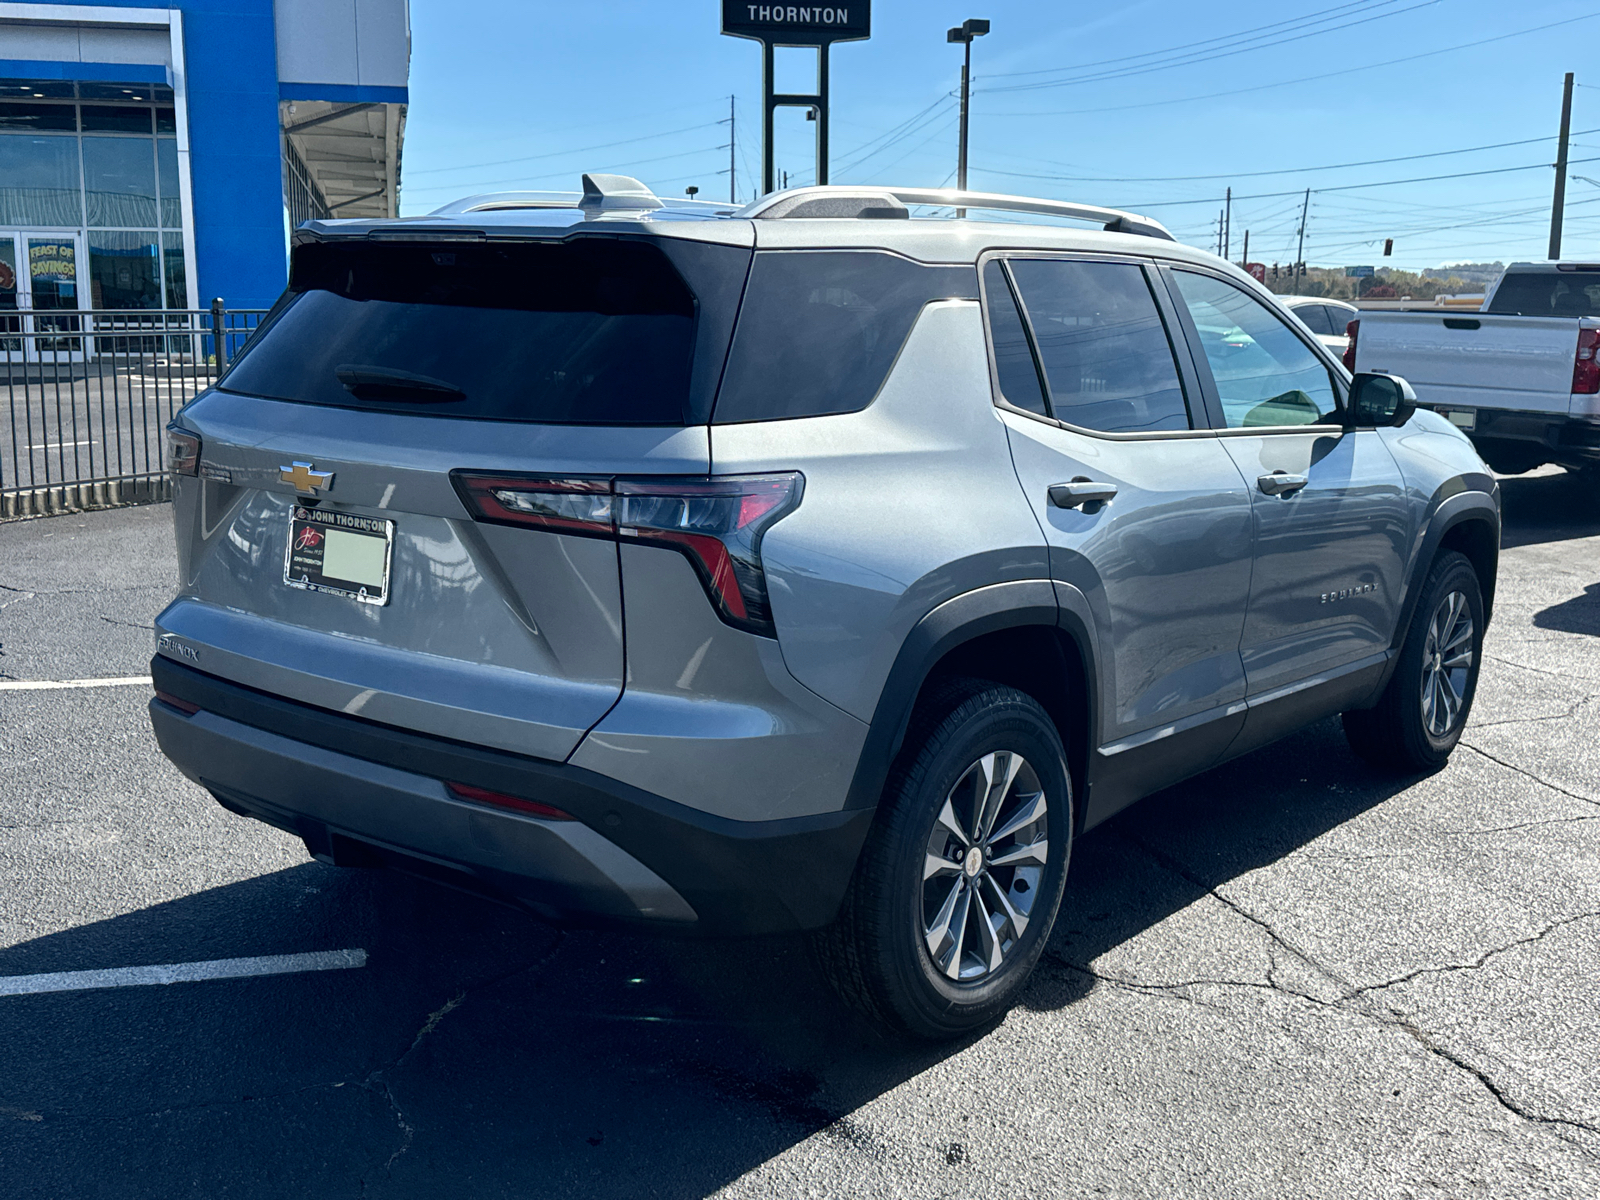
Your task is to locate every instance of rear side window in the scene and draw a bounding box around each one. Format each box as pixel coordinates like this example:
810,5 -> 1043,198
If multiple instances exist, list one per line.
1487,270 -> 1600,317
1007,258 -> 1191,433
713,251 -> 976,423
220,239 -> 700,424
1292,303 -> 1333,335
1322,305 -> 1357,336
981,260 -> 1048,417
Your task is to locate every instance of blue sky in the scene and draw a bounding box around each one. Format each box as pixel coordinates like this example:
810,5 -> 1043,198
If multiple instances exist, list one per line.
401,0 -> 1599,271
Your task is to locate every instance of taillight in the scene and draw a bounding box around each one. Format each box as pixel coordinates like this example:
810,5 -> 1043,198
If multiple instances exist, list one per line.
1343,319 -> 1360,372
166,424 -> 200,477
451,470 -> 804,638
446,782 -> 574,821
459,476 -> 613,536
615,475 -> 800,634
1574,327 -> 1600,395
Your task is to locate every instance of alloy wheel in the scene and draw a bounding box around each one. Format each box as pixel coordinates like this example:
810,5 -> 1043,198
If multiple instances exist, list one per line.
1421,589 -> 1474,737
921,751 -> 1050,982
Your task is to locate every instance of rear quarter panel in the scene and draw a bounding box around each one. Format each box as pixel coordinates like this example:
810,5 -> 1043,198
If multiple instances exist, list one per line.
709,299 -> 1049,722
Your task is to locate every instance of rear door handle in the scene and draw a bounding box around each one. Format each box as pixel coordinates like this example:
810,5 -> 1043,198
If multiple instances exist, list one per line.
1048,480 -> 1118,508
1258,471 -> 1309,497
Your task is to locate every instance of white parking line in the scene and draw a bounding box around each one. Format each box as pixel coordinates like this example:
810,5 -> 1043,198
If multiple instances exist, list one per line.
0,676 -> 152,691
0,950 -> 368,998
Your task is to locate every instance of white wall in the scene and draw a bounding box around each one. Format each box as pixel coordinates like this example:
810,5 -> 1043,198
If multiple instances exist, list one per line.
274,0 -> 409,88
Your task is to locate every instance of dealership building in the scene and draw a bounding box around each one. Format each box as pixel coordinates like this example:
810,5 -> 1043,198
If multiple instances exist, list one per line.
0,0 -> 410,317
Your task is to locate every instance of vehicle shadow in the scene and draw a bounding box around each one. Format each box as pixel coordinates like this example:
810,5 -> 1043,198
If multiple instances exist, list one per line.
1497,467 -> 1600,550
0,719 -> 1418,1199
1533,582 -> 1600,637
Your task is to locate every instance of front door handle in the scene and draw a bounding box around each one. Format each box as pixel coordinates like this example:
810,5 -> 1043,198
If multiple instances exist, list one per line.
1257,471 -> 1309,497
1048,480 -> 1118,509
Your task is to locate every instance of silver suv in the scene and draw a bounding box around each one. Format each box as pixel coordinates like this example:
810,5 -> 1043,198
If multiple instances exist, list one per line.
151,177 -> 1499,1038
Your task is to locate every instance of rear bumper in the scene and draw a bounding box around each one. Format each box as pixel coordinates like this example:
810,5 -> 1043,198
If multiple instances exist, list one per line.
149,657 -> 874,934
1439,407 -> 1600,468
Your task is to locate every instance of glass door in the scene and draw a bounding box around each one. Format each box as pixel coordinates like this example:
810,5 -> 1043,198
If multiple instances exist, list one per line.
0,235 -> 20,362
23,233 -> 86,362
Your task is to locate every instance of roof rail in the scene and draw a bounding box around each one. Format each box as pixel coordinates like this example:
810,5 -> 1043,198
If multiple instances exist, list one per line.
430,190 -> 581,216
738,185 -> 1174,241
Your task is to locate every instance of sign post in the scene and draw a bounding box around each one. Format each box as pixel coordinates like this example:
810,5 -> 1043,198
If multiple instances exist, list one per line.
721,3 -> 872,195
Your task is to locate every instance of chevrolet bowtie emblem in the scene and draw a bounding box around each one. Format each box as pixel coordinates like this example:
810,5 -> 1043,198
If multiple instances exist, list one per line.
279,461 -> 334,495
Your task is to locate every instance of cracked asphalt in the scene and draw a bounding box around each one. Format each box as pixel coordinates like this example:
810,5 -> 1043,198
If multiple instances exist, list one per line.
1,466 -> 1598,1198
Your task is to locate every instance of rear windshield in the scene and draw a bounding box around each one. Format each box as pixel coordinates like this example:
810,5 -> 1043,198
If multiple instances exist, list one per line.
713,251 -> 977,423
1486,270 -> 1600,317
220,239 -> 701,424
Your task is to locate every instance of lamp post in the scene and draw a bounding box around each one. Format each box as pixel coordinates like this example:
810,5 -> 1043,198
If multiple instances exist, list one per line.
947,19 -> 989,194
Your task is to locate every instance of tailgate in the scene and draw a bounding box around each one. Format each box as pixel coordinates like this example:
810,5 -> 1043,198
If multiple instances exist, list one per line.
160,392 -> 709,761
1354,313 -> 1577,414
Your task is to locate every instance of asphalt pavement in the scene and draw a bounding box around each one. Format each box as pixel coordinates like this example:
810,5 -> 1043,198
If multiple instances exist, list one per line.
1,468 -> 1598,1198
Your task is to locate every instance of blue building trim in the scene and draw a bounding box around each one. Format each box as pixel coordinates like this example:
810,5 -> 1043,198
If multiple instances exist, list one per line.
0,59 -> 168,84
280,82 -> 408,105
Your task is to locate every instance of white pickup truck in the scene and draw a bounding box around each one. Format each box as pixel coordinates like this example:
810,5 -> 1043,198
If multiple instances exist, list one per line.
1347,261 -> 1600,476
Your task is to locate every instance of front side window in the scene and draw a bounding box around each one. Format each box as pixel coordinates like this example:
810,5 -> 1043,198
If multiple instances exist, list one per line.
1006,258 -> 1191,433
1172,270 -> 1338,428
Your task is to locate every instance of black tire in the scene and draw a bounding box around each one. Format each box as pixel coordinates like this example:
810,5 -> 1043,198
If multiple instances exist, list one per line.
1343,551 -> 1483,772
815,677 -> 1072,1039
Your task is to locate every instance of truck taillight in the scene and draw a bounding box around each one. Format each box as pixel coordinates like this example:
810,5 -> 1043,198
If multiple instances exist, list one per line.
1574,327 -> 1600,395
451,471 -> 804,638
1342,319 -> 1360,373
165,424 -> 200,477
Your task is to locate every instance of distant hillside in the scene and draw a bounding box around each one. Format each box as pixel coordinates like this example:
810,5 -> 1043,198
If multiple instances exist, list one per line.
1261,264 -> 1493,301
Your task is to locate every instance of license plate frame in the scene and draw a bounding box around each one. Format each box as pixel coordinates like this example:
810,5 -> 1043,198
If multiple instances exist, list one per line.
283,505 -> 394,606
1442,408 -> 1477,431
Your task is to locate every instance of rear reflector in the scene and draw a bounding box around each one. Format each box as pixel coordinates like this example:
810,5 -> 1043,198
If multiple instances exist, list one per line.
445,781 -> 575,821
154,689 -> 200,715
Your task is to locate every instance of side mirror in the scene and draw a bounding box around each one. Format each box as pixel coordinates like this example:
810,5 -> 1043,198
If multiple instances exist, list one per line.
1346,372 -> 1417,428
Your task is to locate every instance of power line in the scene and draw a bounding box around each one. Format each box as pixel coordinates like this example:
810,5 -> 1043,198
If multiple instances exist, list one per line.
976,127 -> 1600,186
985,1 -> 1438,93
406,143 -> 729,194
984,0 -> 1393,79
406,120 -> 724,178
978,13 -> 1599,117
1088,156 -> 1600,212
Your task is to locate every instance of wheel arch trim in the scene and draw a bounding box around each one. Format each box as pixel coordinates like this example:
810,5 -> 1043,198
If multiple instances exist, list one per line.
844,580 -> 1100,823
1379,477 -> 1499,702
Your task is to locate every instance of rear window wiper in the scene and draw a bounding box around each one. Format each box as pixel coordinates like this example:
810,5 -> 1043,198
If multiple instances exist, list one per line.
336,365 -> 466,403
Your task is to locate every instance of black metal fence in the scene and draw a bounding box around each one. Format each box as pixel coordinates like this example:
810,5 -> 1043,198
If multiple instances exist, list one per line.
2,301 -> 266,519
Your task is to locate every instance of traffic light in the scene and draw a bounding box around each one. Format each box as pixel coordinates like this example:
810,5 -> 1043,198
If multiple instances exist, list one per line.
1272,263 -> 1279,279
1383,238 -> 1393,257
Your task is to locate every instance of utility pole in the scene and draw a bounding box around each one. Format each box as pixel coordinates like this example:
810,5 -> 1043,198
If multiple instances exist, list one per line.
1216,209 -> 1225,256
1223,187 -> 1231,261
1296,188 -> 1311,275
948,19 -> 990,196
1550,71 -> 1575,260
1242,229 -> 1249,269
729,95 -> 736,204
